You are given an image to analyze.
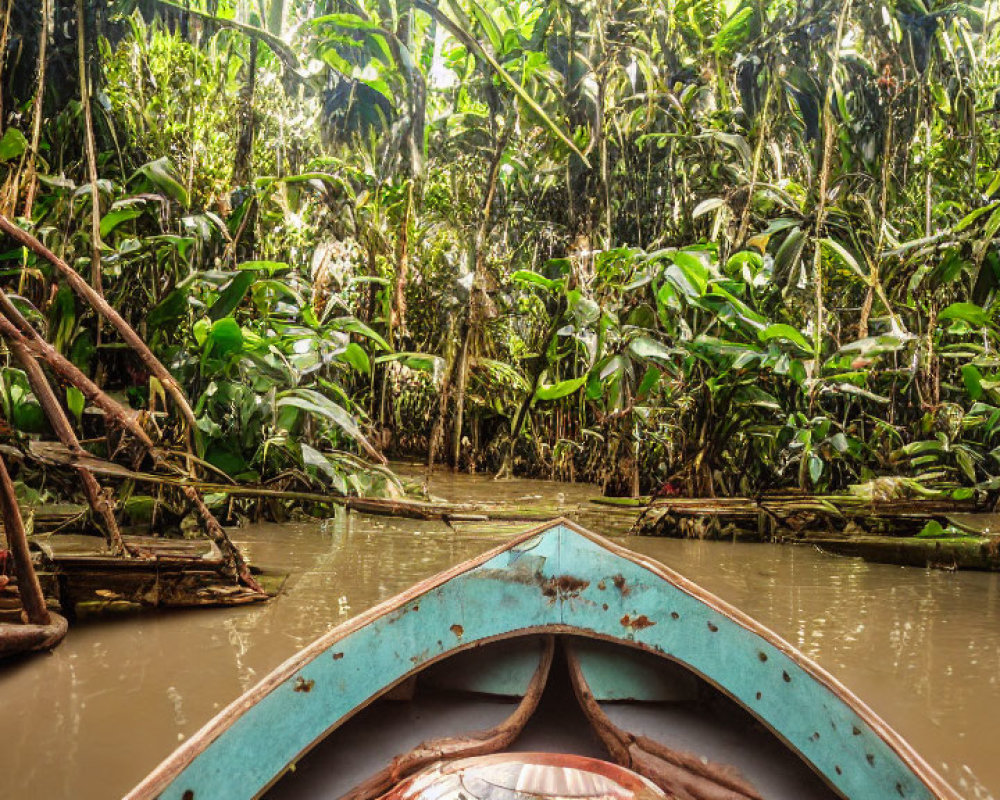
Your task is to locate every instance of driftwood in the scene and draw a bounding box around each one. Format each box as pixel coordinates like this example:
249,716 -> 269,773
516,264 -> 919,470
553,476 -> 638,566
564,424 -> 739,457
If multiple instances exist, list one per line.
31,534 -> 285,616
564,643 -> 763,800
619,493 -> 981,542
807,534 -> 1000,571
342,636 -> 555,800
182,485 -> 262,593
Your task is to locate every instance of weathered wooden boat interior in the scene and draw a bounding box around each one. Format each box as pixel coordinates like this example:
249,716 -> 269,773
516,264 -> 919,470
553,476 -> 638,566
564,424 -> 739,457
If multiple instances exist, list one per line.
266,634 -> 840,800
129,522 -> 956,800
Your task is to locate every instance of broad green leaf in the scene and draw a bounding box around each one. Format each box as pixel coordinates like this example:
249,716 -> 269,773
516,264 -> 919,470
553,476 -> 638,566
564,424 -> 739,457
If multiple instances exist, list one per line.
512,270 -> 561,293
468,0 -> 503,51
309,12 -> 380,30
206,317 -> 244,359
963,364 -> 984,400
209,271 -> 256,321
66,386 -> 85,422
331,316 -> 391,351
300,443 -> 347,494
628,336 -> 672,363
100,208 -> 144,239
939,302 -> 990,327
759,324 -> 810,351
0,128 -> 27,161
773,227 -> 807,283
821,238 -> 868,282
534,376 -> 586,401
692,198 -> 725,219
277,388 -> 383,462
375,352 -> 445,377
132,157 -> 189,206
338,342 -> 371,374
808,454 -> 824,484
714,7 -> 755,56
955,201 -> 1000,233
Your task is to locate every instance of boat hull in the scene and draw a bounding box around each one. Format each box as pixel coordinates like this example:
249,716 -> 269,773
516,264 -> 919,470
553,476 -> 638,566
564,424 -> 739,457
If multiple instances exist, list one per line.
128,519 -> 957,800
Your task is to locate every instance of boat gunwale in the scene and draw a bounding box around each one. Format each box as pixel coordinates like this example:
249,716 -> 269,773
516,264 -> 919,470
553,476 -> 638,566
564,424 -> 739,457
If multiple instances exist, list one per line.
126,517 -> 960,800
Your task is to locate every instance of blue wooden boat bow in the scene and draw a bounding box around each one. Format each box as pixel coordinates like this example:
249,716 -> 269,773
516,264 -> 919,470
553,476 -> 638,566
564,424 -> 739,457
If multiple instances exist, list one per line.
127,518 -> 959,800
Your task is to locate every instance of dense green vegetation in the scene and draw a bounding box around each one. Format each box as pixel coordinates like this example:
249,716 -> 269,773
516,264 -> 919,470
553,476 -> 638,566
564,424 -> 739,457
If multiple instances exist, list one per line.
1,0 -> 999,512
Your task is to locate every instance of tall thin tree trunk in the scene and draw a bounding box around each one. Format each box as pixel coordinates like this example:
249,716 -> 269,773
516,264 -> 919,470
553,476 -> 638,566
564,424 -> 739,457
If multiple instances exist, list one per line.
232,38 -> 258,187
77,0 -> 104,301
0,0 -> 13,126
734,69 -> 776,250
21,0 -> 48,218
811,1 -> 851,371
448,117 -> 515,469
392,181 -> 412,341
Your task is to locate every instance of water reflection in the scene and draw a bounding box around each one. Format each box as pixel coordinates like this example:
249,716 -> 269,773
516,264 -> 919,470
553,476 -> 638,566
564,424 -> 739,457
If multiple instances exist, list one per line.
0,474 -> 996,800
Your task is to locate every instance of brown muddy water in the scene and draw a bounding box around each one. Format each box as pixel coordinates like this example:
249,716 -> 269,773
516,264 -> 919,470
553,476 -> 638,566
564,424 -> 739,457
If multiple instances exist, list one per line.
1,470 -> 998,799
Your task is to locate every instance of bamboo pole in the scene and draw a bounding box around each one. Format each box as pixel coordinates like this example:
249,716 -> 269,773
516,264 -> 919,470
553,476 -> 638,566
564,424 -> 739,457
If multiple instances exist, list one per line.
0,453 -> 50,626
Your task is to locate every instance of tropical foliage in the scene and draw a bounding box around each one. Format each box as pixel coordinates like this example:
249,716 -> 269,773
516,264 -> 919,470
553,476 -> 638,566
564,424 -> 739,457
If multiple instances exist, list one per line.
1,0 -> 999,504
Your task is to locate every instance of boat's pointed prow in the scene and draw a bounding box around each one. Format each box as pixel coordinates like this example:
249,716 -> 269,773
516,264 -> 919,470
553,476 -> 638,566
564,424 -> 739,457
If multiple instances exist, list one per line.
129,518 -> 960,800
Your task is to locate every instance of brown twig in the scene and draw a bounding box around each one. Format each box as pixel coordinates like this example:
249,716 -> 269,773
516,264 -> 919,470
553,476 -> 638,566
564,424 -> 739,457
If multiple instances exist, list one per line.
0,290 -> 154,448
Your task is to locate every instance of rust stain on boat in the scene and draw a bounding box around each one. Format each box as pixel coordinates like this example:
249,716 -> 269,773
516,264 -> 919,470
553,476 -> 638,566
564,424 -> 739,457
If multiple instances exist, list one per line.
450,624 -> 464,637
332,652 -> 343,660
620,614 -> 655,630
293,677 -> 314,693
612,574 -> 630,596
541,574 -> 590,601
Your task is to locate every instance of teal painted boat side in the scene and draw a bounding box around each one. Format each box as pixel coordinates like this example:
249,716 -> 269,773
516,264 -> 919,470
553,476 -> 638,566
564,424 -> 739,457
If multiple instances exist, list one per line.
132,520 -> 956,800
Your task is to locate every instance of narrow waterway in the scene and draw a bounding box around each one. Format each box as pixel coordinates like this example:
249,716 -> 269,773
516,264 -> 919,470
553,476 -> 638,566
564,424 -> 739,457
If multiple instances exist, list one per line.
0,471 -> 997,799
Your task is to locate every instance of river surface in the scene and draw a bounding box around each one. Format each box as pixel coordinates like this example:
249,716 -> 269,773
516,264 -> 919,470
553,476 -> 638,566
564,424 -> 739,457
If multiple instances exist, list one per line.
1,469 -> 998,799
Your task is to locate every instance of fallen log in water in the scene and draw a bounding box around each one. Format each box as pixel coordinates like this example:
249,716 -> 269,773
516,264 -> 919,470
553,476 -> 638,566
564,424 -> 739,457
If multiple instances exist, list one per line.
613,493 -> 981,539
609,492 -> 1000,570
806,535 -> 1000,571
23,441 -> 563,523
